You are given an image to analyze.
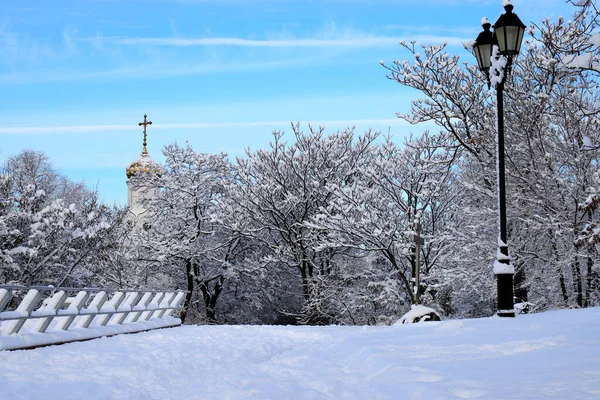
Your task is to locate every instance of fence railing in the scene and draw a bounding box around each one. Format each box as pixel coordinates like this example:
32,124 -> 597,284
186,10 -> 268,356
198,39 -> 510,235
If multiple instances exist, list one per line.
0,285 -> 186,351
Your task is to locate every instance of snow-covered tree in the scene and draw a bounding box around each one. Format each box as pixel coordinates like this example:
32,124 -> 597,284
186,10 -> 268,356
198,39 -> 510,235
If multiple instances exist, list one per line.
310,131 -> 457,318
0,150 -> 117,286
219,125 -> 379,324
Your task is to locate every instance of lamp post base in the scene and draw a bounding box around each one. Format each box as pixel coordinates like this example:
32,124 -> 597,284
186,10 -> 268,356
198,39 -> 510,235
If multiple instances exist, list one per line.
496,273 -> 515,317
496,309 -> 515,317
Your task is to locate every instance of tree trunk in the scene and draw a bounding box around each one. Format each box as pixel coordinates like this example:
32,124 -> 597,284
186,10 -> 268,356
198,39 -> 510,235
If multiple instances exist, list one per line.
584,249 -> 594,308
199,276 -> 224,323
558,270 -> 569,306
180,260 -> 195,324
300,261 -> 310,301
550,231 -> 569,306
571,256 -> 583,308
570,223 -> 584,307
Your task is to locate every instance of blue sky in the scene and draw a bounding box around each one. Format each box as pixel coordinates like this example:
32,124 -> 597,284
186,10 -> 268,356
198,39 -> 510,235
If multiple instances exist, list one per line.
0,0 -> 572,205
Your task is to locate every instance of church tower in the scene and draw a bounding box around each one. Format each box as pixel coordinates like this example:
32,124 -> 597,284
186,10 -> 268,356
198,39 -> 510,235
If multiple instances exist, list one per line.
126,114 -> 161,224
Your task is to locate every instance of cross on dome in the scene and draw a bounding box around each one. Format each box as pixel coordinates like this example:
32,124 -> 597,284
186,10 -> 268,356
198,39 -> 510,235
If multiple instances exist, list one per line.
138,114 -> 153,155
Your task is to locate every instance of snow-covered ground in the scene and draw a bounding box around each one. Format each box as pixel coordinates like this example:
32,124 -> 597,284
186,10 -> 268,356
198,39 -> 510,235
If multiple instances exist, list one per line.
1,308 -> 599,400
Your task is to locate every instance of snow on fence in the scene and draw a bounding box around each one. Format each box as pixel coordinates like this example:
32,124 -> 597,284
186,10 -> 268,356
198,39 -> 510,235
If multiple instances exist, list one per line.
0,285 -> 186,351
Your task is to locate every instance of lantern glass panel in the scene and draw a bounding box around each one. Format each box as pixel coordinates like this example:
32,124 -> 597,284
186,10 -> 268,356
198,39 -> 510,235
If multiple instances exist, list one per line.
474,43 -> 492,70
496,25 -> 524,55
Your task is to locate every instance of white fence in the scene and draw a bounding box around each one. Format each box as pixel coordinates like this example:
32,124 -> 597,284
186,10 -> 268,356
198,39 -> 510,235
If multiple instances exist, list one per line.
0,285 -> 186,351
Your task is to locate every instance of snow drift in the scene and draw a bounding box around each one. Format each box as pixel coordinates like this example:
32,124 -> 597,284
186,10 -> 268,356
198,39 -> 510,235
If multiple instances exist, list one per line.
1,307 -> 599,399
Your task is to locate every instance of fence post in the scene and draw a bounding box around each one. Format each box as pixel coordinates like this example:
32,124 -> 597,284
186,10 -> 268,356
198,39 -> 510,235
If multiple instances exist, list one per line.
33,291 -> 68,333
139,292 -> 165,322
164,292 -> 186,318
96,292 -> 126,326
152,292 -> 175,319
55,291 -> 89,331
111,292 -> 140,325
128,292 -> 152,323
1,289 -> 42,336
78,291 -> 108,329
0,289 -> 12,312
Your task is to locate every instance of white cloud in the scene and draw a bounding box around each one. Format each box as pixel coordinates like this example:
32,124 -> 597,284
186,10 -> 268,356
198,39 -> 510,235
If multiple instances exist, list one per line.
93,34 -> 469,49
0,119 -> 409,135
0,24 -> 55,66
62,25 -> 79,54
2,15 -> 471,85
0,57 -> 308,84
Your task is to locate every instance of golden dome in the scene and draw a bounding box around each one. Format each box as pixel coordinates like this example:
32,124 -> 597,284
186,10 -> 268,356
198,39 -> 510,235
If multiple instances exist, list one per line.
126,152 -> 161,179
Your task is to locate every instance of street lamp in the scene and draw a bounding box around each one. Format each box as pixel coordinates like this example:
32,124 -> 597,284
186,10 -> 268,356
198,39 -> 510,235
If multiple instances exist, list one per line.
472,0 -> 526,318
473,18 -> 494,79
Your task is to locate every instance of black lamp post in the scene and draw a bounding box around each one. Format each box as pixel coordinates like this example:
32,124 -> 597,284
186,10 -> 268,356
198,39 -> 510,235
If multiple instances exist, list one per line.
473,0 -> 526,318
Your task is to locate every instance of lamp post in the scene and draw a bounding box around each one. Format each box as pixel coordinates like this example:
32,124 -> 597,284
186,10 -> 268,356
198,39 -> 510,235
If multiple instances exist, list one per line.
472,0 -> 525,318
